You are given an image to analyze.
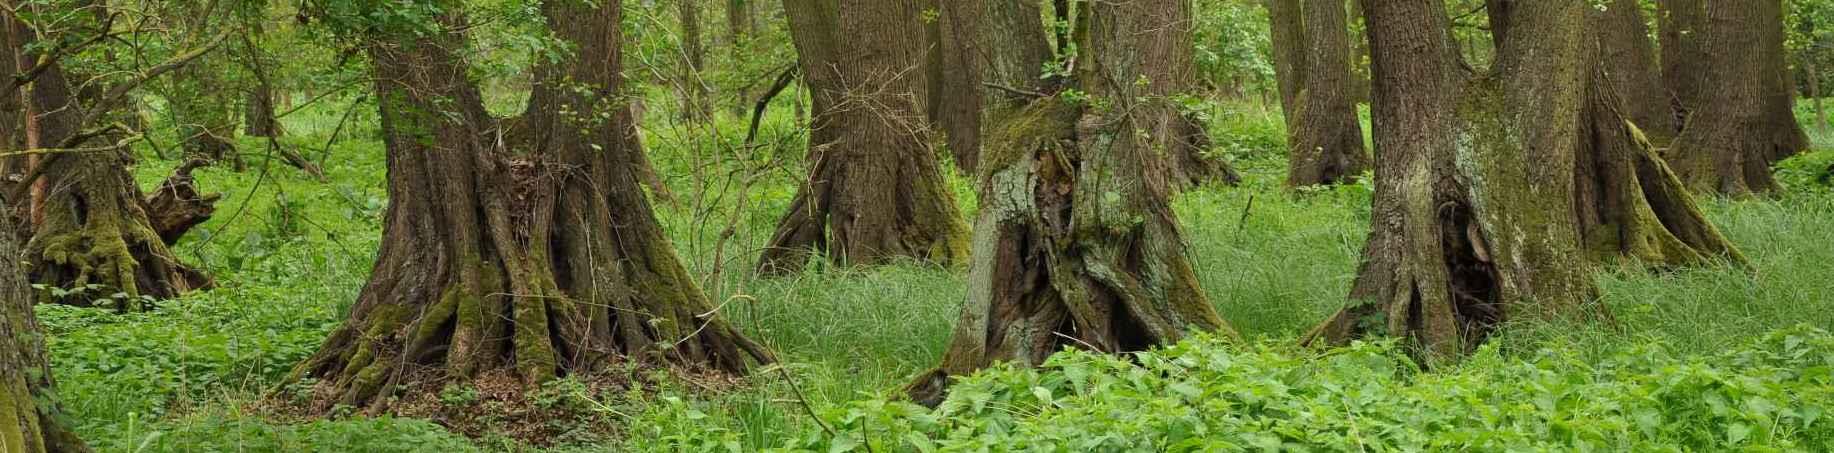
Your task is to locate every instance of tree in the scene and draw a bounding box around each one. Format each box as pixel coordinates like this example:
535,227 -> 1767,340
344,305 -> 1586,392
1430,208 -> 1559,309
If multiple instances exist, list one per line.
1269,0 -> 1371,187
1592,0 -> 1677,139
0,194 -> 87,453
907,0 -> 1240,406
1669,0 -> 1810,195
756,0 -> 970,274
925,0 -> 1054,175
1304,0 -> 1741,362
285,0 -> 769,410
8,3 -> 216,308
676,0 -> 711,120
1659,0 -> 1706,118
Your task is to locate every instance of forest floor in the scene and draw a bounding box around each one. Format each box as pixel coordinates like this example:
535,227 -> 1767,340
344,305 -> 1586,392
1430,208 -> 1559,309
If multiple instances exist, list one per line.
36,96 -> 1834,451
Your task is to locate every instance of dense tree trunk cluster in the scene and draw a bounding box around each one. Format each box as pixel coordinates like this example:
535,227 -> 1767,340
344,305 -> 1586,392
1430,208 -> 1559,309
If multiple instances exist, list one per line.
286,0 -> 769,411
909,0 -> 1238,406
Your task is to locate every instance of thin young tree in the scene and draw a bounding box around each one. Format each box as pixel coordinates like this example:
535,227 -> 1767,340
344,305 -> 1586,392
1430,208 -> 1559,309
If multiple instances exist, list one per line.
285,0 -> 769,410
1269,0 -> 1371,187
907,0 -> 1239,406
1669,0 -> 1809,195
756,0 -> 970,274
1304,0 -> 1742,362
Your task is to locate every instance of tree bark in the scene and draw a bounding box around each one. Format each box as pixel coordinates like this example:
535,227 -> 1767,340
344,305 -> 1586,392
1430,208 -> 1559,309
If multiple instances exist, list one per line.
930,0 -> 981,172
0,194 -> 87,453
10,12 -> 210,308
1658,0 -> 1705,121
677,0 -> 710,121
907,0 -> 1240,406
1283,0 -> 1371,187
757,0 -> 970,275
1669,0 -> 1809,195
1591,0 -> 1677,139
1266,0 -> 1305,124
286,0 -> 769,411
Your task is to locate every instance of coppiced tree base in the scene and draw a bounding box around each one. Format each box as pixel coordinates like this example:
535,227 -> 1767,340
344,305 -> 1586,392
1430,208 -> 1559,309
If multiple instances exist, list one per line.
26,153 -> 210,308
907,97 -> 1237,406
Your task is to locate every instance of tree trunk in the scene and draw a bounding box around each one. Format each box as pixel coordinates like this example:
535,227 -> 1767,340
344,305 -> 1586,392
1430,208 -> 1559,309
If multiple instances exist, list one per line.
1591,0 -> 1677,140
1658,0 -> 1705,122
1810,58 -> 1830,134
725,0 -> 754,116
677,0 -> 710,121
0,194 -> 88,453
757,0 -> 970,275
1284,0 -> 1371,187
932,0 -> 1055,175
1669,0 -> 1809,195
929,0 -> 981,172
1266,0 -> 1306,124
11,16 -> 210,308
1307,0 -> 1744,362
286,0 -> 769,411
907,0 -> 1240,406
1306,0 -> 1598,363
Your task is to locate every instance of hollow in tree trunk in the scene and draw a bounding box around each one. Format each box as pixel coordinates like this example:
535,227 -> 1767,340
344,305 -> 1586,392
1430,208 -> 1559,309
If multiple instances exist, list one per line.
906,0 -> 1240,406
14,24 -> 210,308
1668,0 -> 1808,195
1282,0 -> 1371,187
1306,0 -> 1744,362
0,194 -> 88,453
756,0 -> 970,275
285,0 -> 769,411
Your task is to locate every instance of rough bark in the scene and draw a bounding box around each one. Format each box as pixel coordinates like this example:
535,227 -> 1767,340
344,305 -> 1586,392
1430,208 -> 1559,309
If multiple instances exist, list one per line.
143,159 -> 220,245
10,14 -> 210,308
1266,0 -> 1305,121
286,0 -> 768,411
677,0 -> 710,121
1658,0 -> 1705,120
756,0 -> 970,275
0,194 -> 88,453
907,0 -> 1240,406
1283,0 -> 1371,187
1591,0 -> 1677,139
1304,0 -> 1600,363
930,0 -> 982,172
935,0 -> 1055,175
1668,0 -> 1809,195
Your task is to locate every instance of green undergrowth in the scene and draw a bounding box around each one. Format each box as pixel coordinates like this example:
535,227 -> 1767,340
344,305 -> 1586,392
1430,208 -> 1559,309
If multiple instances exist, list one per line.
633,326 -> 1834,451
29,95 -> 1834,451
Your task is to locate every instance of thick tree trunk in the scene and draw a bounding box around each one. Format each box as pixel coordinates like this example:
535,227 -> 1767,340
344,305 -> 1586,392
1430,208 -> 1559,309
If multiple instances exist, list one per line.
1659,0 -> 1705,121
1308,0 -> 1743,362
244,83 -> 280,137
1669,0 -> 1809,195
1284,0 -> 1371,187
1306,0 -> 1599,363
1266,0 -> 1305,122
907,0 -> 1239,406
933,0 -> 1054,175
1591,0 -> 1677,139
0,194 -> 87,453
930,0 -> 981,172
287,0 -> 768,411
757,0 -> 970,275
13,20 -> 210,308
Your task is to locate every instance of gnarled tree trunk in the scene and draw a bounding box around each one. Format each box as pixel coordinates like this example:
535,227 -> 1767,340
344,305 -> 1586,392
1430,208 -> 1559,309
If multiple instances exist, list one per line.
907,0 -> 1239,406
0,194 -> 88,453
1306,0 -> 1742,363
1281,0 -> 1371,187
286,0 -> 769,411
1668,0 -> 1808,195
757,0 -> 970,275
12,16 -> 210,308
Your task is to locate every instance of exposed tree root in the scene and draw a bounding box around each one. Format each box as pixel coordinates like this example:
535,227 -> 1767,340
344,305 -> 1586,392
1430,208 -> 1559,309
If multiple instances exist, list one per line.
144,159 -> 220,245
